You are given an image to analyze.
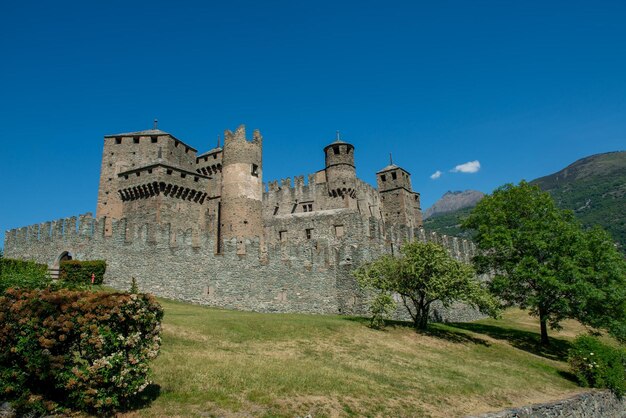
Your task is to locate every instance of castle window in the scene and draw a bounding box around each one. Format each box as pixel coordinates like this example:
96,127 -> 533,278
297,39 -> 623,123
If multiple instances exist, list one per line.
213,154 -> 217,159
124,175 -> 128,179
333,146 -> 340,155
302,203 -> 313,212
305,228 -> 313,239
181,173 -> 186,178
194,176 -> 199,182
148,169 -> 152,174
174,141 -> 179,147
185,147 -> 189,153
167,169 -> 173,175
204,156 -> 208,162
392,172 -> 397,180
279,230 -> 287,241
334,225 -> 344,238
133,137 -> 140,144
136,172 -> 140,177
381,175 -> 386,182
251,164 -> 259,177
115,138 -> 122,144
151,136 -> 158,143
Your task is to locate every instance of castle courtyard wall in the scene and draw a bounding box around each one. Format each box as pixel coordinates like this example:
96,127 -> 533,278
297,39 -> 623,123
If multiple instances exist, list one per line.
4,213 -> 484,322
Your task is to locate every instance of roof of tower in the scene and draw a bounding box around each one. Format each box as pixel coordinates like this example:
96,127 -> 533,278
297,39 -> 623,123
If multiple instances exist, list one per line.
104,129 -> 170,137
104,129 -> 198,152
323,138 -> 354,152
376,163 -> 411,175
197,147 -> 222,158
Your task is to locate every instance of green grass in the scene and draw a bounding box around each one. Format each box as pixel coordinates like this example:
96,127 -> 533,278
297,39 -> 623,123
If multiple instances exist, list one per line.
123,300 -> 586,418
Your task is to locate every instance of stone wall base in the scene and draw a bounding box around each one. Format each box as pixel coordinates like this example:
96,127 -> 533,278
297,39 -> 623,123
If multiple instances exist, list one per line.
470,390 -> 625,418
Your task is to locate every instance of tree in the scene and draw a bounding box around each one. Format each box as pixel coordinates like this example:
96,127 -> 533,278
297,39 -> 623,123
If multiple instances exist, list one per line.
354,241 -> 500,330
463,181 -> 626,345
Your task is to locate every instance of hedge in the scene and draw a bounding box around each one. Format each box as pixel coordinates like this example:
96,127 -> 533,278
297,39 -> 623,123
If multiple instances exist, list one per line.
60,260 -> 106,285
0,288 -> 163,415
0,258 -> 49,292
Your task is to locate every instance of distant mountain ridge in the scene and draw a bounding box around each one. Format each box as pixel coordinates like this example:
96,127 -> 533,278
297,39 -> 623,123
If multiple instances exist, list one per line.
423,190 -> 485,219
423,151 -> 626,252
531,151 -> 625,250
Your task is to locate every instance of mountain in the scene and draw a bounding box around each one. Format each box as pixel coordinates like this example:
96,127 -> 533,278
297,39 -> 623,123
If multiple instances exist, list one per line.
422,190 -> 485,239
423,190 -> 485,219
423,151 -> 626,252
531,151 -> 626,250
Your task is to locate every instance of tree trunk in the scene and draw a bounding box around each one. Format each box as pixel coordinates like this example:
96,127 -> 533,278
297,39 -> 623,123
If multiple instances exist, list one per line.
415,300 -> 429,331
539,307 -> 550,346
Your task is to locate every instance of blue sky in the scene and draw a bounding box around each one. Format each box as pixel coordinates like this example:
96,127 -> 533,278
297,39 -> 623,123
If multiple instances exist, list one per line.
1,1 -> 625,247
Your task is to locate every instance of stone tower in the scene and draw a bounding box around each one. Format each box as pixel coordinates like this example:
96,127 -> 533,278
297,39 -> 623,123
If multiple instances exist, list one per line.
219,125 -> 263,247
376,161 -> 423,228
324,136 -> 357,206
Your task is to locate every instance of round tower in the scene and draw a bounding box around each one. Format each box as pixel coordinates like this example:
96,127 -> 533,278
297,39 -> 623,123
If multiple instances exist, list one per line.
219,125 -> 263,246
323,133 -> 357,200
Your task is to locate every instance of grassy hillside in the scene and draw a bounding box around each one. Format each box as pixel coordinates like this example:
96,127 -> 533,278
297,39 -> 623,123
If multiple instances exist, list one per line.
425,152 -> 625,252
423,206 -> 475,239
123,298 -> 586,418
531,151 -> 626,251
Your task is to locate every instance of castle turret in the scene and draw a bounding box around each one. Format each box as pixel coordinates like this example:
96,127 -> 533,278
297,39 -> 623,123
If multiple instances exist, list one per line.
323,134 -> 357,202
219,125 -> 263,247
376,159 -> 422,228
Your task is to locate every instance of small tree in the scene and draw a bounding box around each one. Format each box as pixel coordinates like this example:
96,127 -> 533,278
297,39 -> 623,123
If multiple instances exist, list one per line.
354,241 -> 499,330
463,181 -> 626,345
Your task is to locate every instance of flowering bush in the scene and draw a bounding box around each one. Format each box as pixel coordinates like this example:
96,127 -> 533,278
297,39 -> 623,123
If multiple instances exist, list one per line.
0,288 -> 163,415
568,335 -> 626,397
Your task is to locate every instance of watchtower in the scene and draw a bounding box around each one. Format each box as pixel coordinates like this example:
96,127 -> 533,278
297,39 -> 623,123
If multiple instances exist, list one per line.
219,125 -> 263,247
323,134 -> 357,203
376,160 -> 423,228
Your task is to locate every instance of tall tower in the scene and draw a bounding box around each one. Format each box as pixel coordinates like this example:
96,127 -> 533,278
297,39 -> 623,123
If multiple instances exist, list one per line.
219,125 -> 263,246
376,161 -> 423,228
324,135 -> 357,205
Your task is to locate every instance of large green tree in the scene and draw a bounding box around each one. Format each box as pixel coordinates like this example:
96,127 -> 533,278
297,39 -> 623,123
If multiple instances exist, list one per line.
463,181 -> 626,345
354,241 -> 499,330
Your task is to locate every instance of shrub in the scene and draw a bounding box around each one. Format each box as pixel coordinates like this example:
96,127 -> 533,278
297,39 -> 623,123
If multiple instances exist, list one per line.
368,292 -> 396,329
60,260 -> 106,285
0,258 -> 49,292
568,335 -> 626,397
0,288 -> 163,415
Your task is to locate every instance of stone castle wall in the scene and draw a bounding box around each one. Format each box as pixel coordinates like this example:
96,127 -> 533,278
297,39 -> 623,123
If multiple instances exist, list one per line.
4,213 -> 480,321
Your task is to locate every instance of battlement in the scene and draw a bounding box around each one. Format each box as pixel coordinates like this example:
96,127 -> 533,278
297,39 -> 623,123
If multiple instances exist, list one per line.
5,212 -> 475,267
265,175 -> 312,193
224,125 -> 262,145
117,164 -> 210,204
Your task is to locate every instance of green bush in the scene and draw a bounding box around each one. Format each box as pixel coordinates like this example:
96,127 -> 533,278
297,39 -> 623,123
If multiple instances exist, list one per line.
568,335 -> 626,397
0,288 -> 163,415
60,260 -> 106,285
0,258 -> 49,292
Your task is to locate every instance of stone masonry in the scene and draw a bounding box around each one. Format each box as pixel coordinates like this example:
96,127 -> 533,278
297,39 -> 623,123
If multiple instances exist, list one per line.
4,124 -> 481,320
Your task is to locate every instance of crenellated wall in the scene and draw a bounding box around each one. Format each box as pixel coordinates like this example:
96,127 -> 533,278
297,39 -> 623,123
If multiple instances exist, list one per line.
4,212 -> 479,320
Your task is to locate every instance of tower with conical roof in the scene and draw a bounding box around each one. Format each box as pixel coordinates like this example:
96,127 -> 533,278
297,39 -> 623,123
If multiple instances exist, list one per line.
323,132 -> 357,207
376,156 -> 422,229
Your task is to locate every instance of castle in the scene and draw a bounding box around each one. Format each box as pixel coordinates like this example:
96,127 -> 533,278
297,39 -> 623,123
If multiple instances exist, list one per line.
4,124 -> 479,320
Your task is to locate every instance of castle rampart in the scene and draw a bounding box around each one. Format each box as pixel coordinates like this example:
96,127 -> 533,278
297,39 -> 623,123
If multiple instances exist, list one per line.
5,212 -> 479,321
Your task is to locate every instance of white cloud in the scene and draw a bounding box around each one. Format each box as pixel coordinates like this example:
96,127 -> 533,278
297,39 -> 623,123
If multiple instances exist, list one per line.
451,160 -> 481,174
430,170 -> 442,180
